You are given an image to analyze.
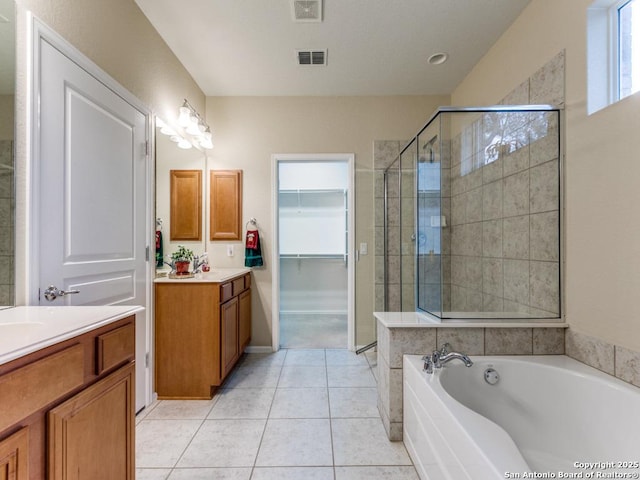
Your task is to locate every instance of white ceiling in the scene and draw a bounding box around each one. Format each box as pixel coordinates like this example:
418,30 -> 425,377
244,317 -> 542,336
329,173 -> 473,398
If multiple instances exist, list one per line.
136,0 -> 533,97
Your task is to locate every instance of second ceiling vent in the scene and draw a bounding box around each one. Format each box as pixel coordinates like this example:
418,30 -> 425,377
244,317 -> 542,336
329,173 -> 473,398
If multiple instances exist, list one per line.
291,0 -> 323,22
296,49 -> 327,66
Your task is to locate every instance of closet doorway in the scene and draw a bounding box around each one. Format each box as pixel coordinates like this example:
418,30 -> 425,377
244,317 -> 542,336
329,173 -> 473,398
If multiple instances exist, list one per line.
272,154 -> 355,350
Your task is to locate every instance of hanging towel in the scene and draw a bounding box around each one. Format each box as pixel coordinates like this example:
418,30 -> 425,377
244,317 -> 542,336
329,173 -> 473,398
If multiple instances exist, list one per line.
155,230 -> 164,268
244,229 -> 264,267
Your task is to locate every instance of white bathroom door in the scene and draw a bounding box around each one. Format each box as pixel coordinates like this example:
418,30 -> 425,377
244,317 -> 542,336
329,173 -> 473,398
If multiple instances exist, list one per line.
32,33 -> 149,410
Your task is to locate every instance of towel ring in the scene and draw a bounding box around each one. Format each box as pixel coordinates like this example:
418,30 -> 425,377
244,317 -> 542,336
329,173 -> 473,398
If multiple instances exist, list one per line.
246,218 -> 258,229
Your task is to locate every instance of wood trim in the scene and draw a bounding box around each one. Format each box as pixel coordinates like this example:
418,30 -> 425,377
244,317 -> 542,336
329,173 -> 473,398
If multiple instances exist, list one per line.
170,169 -> 202,241
0,344 -> 84,434
210,170 -> 243,241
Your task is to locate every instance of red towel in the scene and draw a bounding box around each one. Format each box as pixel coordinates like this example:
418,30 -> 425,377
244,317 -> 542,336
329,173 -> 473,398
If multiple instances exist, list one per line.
246,230 -> 259,250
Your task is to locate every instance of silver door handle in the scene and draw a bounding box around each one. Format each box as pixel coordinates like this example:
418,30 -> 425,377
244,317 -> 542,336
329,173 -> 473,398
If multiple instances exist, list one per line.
43,285 -> 80,302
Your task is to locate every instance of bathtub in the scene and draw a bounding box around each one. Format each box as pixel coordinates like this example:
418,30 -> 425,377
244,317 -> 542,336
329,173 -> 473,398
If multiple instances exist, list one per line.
403,354 -> 640,480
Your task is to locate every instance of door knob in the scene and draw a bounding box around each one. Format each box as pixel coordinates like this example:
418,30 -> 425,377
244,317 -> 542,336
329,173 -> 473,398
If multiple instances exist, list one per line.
43,285 -> 80,302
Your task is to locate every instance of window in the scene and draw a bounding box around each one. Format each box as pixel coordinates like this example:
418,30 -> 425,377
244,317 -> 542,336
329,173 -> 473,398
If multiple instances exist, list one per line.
618,0 -> 640,99
587,0 -> 640,113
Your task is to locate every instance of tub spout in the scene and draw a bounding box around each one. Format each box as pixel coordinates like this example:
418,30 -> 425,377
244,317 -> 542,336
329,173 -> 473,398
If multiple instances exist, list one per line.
438,351 -> 473,367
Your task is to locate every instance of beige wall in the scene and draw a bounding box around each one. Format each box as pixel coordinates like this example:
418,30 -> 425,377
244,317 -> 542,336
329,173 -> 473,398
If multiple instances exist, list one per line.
13,0 -> 205,302
205,95 -> 449,347
452,0 -> 640,352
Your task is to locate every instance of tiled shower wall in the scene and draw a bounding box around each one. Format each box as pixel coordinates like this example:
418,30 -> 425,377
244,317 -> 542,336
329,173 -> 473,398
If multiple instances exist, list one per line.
375,51 -> 565,318
0,140 -> 14,305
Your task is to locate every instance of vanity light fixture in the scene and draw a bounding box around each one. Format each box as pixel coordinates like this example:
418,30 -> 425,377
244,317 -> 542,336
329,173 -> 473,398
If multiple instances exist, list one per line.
156,100 -> 214,150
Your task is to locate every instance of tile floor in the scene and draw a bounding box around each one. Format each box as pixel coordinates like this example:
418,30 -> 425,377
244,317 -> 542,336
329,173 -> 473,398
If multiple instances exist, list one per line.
136,349 -> 419,480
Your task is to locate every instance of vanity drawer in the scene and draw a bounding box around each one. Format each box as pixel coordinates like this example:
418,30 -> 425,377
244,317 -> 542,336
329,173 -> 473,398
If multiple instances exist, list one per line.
220,282 -> 233,302
0,344 -> 85,434
232,277 -> 245,295
96,322 -> 135,375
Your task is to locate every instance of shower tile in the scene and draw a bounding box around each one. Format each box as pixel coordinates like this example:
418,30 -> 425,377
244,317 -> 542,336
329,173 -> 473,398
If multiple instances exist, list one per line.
387,226 -> 401,255
387,285 -> 401,311
386,198 -> 400,226
467,168 -> 483,192
467,222 -> 483,257
401,227 -> 416,255
374,227 -> 384,255
386,255 -> 401,285
529,261 -> 559,314
615,345 -> 640,388
374,172 -> 385,198
503,145 -> 530,177
503,215 -> 529,259
530,114 -> 560,167
451,285 -> 467,311
503,300 -> 532,316
483,294 -> 504,313
565,329 -> 615,375
482,156 -> 503,185
530,50 -> 565,107
482,258 -> 503,297
530,211 -> 559,261
485,328 -> 533,355
466,290 -> 483,311
503,170 -> 529,218
466,187 -> 483,223
530,159 -> 559,213
533,328 -> 565,354
401,285 -> 416,311
503,259 -> 529,304
374,140 -> 402,170
482,219 -> 503,258
451,135 -> 461,167
374,285 -> 385,311
376,321 -> 390,365
465,256 -> 483,290
436,328 -> 485,355
441,167 -> 452,197
482,179 -> 503,220
374,198 -> 385,226
451,193 -> 466,226
500,79 -> 530,105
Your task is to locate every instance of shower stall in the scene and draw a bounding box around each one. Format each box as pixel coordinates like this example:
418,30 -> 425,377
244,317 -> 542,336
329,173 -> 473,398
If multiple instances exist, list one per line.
383,106 -> 561,319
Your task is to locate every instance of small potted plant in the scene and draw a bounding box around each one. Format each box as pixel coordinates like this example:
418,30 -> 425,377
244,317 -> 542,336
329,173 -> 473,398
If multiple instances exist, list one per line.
170,245 -> 194,275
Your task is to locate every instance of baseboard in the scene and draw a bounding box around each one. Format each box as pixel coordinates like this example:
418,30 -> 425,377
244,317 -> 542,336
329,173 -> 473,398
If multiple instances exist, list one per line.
244,346 -> 276,354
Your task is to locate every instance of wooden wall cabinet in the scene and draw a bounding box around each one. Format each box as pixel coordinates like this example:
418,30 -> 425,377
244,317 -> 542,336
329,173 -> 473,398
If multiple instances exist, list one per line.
0,316 -> 135,480
155,272 -> 251,399
170,169 -> 202,241
210,170 -> 242,241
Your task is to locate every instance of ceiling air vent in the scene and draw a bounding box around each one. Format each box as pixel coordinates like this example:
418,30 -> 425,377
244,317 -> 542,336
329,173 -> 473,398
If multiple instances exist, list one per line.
296,49 -> 327,66
291,0 -> 323,22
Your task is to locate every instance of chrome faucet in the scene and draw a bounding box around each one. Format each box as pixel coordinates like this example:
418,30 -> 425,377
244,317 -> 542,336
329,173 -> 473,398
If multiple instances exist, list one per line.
422,343 -> 473,374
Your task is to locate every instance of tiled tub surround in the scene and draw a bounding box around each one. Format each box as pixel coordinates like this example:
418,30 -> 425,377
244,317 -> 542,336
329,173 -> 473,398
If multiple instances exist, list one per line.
375,312 -> 568,441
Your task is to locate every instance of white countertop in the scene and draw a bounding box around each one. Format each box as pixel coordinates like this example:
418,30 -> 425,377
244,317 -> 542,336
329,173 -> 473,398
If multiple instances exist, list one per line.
154,267 -> 251,283
0,305 -> 144,366
374,311 -> 568,328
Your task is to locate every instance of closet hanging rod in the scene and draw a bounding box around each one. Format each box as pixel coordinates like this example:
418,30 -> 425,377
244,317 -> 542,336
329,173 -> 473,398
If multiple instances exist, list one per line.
280,254 -> 345,259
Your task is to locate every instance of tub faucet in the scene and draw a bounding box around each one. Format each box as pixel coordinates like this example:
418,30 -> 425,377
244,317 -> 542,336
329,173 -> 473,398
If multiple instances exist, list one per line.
422,345 -> 473,373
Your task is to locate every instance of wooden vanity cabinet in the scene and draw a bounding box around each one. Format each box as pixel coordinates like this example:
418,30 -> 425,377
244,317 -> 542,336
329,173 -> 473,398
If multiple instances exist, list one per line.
0,315 -> 136,480
155,272 -> 252,399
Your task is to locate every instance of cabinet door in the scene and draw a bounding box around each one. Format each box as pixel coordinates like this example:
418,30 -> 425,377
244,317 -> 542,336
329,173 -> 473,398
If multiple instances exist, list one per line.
48,363 -> 134,480
239,288 -> 252,352
221,297 -> 239,378
0,427 -> 29,480
210,170 -> 242,240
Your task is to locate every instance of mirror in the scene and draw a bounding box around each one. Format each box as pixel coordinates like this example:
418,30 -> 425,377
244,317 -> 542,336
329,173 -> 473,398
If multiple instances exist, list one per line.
0,0 -> 15,307
154,126 -> 207,274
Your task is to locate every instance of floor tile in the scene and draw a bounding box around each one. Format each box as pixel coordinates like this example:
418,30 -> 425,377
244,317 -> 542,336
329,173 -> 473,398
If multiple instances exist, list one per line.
329,387 -> 379,418
255,419 -> 333,467
283,349 -> 326,366
236,350 -> 287,368
327,365 -> 377,387
278,365 -> 327,388
208,388 -> 275,419
251,467 -> 335,480
177,419 -> 266,468
223,365 -> 282,389
168,468 -> 252,479
269,387 -> 329,418
146,400 -> 216,420
136,400 -> 160,425
335,466 -> 419,480
135,468 -> 172,480
136,420 -> 203,468
326,349 -> 369,366
332,418 -> 412,466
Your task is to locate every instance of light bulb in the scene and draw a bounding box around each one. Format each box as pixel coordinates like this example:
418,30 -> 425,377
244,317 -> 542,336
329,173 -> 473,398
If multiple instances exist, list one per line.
178,105 -> 191,127
177,138 -> 192,149
186,116 -> 201,135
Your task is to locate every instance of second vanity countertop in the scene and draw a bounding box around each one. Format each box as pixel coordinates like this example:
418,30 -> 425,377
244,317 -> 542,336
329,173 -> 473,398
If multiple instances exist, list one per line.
0,305 -> 144,367
154,267 -> 251,284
